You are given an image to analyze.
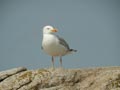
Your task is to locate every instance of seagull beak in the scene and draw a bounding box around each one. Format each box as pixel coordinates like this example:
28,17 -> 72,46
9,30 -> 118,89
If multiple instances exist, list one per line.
51,28 -> 58,32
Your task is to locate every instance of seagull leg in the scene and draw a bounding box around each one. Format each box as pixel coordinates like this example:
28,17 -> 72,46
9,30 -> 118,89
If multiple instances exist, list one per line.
60,56 -> 62,67
52,56 -> 54,68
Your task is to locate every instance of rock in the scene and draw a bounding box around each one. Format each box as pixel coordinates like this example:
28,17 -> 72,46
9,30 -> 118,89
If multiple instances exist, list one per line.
0,67 -> 27,82
0,67 -> 120,90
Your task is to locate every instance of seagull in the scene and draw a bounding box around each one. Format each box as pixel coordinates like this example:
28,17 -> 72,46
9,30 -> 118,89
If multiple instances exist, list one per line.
42,25 -> 77,68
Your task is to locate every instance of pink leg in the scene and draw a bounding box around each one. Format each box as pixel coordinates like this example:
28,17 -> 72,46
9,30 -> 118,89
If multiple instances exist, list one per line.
52,56 -> 54,68
60,56 -> 62,67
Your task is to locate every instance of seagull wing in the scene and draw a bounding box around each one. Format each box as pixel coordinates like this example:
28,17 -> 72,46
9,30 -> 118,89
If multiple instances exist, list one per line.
56,35 -> 70,50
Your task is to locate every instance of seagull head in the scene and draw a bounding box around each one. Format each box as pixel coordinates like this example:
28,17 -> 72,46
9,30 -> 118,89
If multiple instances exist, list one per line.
43,25 -> 58,34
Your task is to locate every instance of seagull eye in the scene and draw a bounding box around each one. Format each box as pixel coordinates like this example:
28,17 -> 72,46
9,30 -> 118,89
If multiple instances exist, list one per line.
47,28 -> 50,30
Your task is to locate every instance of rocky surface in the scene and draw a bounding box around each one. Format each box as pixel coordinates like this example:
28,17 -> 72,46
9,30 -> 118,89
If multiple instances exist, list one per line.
0,66 -> 120,90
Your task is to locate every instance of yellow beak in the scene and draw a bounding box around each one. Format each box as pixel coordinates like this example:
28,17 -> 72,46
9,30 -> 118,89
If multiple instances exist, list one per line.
51,29 -> 58,32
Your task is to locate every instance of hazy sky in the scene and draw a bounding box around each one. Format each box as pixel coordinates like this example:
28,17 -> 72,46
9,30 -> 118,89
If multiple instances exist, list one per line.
0,0 -> 120,71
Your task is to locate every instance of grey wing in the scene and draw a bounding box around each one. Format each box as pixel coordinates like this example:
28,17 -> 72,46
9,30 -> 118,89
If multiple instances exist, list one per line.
56,35 -> 70,50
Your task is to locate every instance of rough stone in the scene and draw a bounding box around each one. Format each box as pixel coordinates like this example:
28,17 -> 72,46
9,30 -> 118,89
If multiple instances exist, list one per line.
0,67 -> 27,82
0,67 -> 120,90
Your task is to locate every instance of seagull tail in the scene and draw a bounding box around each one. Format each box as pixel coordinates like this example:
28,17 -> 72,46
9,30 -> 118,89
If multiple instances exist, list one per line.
67,49 -> 77,54
69,49 -> 77,52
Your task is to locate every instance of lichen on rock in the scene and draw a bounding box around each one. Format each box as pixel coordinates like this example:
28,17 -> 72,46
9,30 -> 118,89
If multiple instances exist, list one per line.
0,66 -> 120,90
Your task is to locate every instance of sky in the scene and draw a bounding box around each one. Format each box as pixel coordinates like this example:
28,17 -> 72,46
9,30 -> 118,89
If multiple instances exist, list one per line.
0,0 -> 120,71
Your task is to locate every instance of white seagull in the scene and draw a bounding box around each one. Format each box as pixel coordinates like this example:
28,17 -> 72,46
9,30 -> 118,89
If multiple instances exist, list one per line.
42,25 -> 77,68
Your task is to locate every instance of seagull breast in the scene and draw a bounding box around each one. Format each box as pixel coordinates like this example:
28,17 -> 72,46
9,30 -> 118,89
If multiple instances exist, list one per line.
42,34 -> 68,56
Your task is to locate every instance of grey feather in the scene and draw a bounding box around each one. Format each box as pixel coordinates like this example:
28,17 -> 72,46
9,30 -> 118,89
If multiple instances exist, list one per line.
56,35 -> 77,52
56,35 -> 70,50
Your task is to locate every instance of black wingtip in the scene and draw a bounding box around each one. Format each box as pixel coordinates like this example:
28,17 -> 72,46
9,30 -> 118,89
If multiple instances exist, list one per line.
69,49 -> 77,52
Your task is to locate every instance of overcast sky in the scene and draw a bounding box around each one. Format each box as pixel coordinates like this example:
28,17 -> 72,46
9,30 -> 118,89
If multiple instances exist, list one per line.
0,0 -> 120,71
